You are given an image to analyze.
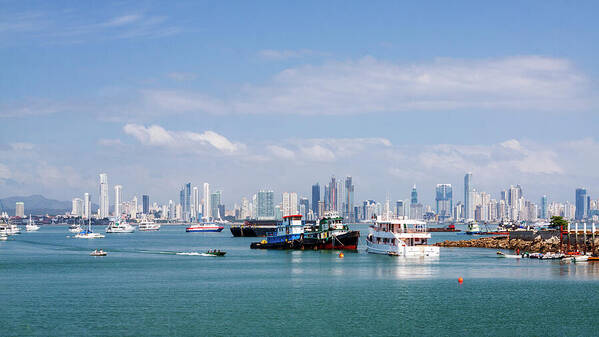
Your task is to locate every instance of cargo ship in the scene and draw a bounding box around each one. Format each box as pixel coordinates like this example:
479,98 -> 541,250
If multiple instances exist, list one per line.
230,219 -> 278,237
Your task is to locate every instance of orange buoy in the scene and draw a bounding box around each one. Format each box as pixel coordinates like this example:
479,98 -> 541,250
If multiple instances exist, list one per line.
339,252 -> 344,258
458,277 -> 463,283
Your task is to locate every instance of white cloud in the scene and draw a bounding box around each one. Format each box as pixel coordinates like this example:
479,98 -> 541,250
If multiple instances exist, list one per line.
258,49 -> 325,60
123,124 -> 244,154
10,143 -> 35,151
267,145 -> 295,159
0,163 -> 11,180
140,55 -> 591,116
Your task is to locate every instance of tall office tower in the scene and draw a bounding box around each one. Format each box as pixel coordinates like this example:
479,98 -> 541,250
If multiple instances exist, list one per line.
464,173 -> 473,220
15,202 -> 24,217
540,195 -> 548,219
83,193 -> 91,219
508,185 -> 522,206
299,197 -> 309,218
311,183 -> 320,217
203,183 -> 211,220
211,191 -> 222,219
344,176 -> 355,221
241,197 -> 250,219
191,186 -> 199,220
575,188 -> 588,220
337,180 -> 344,214
168,200 -> 175,219
99,173 -> 109,218
114,185 -> 122,216
72,198 -> 83,216
411,185 -> 418,205
435,184 -> 453,221
257,190 -> 275,219
323,185 -> 330,211
130,196 -> 138,218
142,195 -> 150,214
282,192 -> 298,216
179,183 -> 191,221
396,200 -> 404,217
329,176 -> 337,211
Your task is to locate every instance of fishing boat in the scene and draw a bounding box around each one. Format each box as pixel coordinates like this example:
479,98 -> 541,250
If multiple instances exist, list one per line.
365,216 -> 440,257
68,224 -> 83,233
186,223 -> 224,232
138,219 -> 161,231
303,215 -> 360,250
205,250 -> 226,256
25,215 -> 40,232
90,249 -> 107,256
75,219 -> 105,239
465,223 -> 481,235
106,220 -> 136,233
250,215 -> 305,249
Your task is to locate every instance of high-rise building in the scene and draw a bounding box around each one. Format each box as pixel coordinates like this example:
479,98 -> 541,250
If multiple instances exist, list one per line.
83,193 -> 91,219
575,188 -> 588,220
411,185 -> 418,205
179,183 -> 191,221
15,202 -> 24,217
395,200 -> 404,217
435,184 -> 453,221
99,173 -> 109,218
203,183 -> 211,220
344,176 -> 355,221
540,195 -> 548,219
211,191 -> 222,219
114,185 -> 122,216
130,196 -> 138,218
464,173 -> 473,220
299,197 -> 309,218
257,190 -> 274,219
72,198 -> 83,217
328,176 -> 337,211
282,192 -> 298,216
142,195 -> 150,214
191,186 -> 199,220
311,183 -> 320,217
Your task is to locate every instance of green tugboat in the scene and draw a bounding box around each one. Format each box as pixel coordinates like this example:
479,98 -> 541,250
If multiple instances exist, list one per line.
205,249 -> 226,256
303,215 -> 360,250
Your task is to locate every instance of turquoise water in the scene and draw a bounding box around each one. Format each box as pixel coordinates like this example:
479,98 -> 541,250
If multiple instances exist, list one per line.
2,225 -> 599,336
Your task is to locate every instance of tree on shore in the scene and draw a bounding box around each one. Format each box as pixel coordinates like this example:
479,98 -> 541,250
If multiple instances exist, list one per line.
549,216 -> 568,230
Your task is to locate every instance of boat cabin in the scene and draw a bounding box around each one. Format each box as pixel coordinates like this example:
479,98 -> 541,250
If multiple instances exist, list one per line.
267,215 -> 304,243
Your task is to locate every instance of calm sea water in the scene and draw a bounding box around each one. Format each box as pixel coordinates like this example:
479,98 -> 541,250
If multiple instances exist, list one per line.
2,224 -> 599,336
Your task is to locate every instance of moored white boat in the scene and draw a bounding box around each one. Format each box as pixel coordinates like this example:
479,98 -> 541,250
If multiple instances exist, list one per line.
138,220 -> 160,231
25,215 -> 40,232
74,219 -> 105,239
68,224 -> 83,233
366,216 -> 440,257
186,223 -> 224,232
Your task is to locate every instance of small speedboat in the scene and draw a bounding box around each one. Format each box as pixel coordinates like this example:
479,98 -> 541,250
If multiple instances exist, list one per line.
205,250 -> 226,256
90,249 -> 107,256
496,251 -> 522,258
573,256 -> 589,263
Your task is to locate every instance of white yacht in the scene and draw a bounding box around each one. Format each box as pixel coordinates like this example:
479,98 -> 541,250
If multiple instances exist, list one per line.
138,220 -> 160,231
366,216 -> 440,257
106,220 -> 136,233
6,223 -> 21,235
68,224 -> 83,233
74,219 -> 105,239
25,215 -> 40,232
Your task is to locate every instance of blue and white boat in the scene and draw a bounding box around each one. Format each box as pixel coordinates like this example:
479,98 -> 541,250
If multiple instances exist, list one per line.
250,215 -> 304,249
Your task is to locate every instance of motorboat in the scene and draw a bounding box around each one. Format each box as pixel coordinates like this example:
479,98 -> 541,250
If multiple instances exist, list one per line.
465,223 -> 481,235
572,255 -> 589,263
68,224 -> 83,233
186,223 -> 224,232
90,249 -> 107,256
205,250 -> 226,256
25,215 -> 40,232
365,215 -> 440,257
138,220 -> 160,231
496,251 -> 522,258
106,220 -> 136,233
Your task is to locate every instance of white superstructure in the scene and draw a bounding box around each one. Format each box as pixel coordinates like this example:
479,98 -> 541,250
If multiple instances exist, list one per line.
138,219 -> 160,231
106,220 -> 136,233
25,215 -> 40,231
366,216 -> 439,257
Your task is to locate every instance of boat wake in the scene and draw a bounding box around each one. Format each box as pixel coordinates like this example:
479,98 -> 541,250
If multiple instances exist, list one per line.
176,252 -> 215,257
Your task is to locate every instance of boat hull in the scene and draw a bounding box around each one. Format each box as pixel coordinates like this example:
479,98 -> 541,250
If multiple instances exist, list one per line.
186,226 -> 224,232
366,239 -> 440,257
230,225 -> 277,237
251,231 -> 360,250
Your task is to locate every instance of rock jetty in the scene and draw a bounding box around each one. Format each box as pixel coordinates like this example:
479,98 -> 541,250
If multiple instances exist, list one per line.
435,236 -> 565,253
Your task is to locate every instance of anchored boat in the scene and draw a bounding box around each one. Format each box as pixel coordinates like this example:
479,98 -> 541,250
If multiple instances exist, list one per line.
186,223 -> 224,232
303,216 -> 359,250
366,216 -> 440,257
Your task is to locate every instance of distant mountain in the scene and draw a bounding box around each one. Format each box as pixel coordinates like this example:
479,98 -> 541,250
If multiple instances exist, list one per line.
0,194 -> 99,216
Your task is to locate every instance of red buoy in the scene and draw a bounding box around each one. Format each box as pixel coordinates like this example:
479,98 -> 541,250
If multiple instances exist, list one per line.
339,252 -> 344,258
458,277 -> 463,283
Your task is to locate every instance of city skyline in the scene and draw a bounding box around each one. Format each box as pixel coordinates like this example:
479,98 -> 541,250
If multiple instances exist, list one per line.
2,2 -> 599,205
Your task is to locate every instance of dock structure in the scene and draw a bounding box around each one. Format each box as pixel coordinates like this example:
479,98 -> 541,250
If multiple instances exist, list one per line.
560,223 -> 598,254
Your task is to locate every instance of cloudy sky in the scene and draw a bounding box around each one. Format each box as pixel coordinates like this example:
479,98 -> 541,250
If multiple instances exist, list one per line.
1,1 -> 599,207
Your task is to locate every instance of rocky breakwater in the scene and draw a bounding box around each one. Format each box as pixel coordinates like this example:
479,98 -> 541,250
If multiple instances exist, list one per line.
436,236 -> 563,253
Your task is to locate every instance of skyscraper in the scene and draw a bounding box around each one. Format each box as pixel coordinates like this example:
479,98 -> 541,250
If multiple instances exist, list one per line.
83,193 -> 91,219
15,202 -> 24,217
344,176 -> 355,221
203,183 -> 211,220
211,191 -> 221,219
142,195 -> 150,214
282,192 -> 298,216
179,183 -> 191,221
311,183 -> 320,217
99,173 -> 109,218
540,195 -> 548,219
72,198 -> 83,216
257,190 -> 274,219
299,197 -> 309,218
464,173 -> 473,220
575,188 -> 588,220
435,184 -> 453,221
191,186 -> 199,220
411,185 -> 418,205
114,185 -> 122,217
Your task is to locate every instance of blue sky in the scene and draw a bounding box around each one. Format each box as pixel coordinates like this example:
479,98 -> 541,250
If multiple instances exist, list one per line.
1,0 -> 599,207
